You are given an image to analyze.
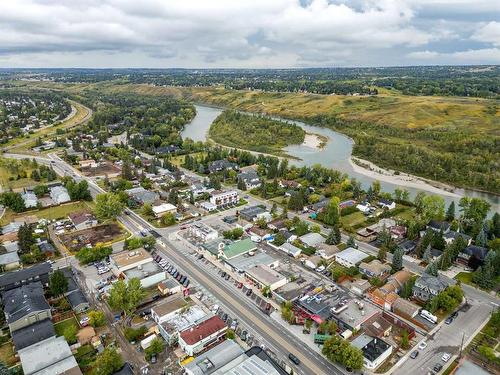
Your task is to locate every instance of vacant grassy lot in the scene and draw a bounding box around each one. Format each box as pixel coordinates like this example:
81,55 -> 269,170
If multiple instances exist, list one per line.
0,201 -> 95,226
54,316 -> 79,337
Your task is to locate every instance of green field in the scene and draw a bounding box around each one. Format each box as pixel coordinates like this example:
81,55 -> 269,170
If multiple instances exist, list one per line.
54,316 -> 79,337
0,201 -> 95,225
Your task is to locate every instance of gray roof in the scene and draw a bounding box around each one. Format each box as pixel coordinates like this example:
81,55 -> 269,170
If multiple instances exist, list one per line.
1,222 -> 22,234
0,251 -> 20,265
18,336 -> 80,375
184,340 -> 244,375
2,282 -> 50,324
59,267 -> 79,293
125,187 -> 159,204
299,232 -> 325,247
415,272 -> 454,293
113,363 -> 134,375
67,290 -> 88,309
239,205 -> 266,220
0,262 -> 52,289
11,319 -> 55,350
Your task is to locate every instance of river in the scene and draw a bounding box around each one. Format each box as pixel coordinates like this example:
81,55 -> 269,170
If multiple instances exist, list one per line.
182,105 -> 499,212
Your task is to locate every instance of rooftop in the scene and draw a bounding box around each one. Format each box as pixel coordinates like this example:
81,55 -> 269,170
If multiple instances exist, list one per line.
246,264 -> 285,286
0,262 -> 51,288
333,299 -> 378,328
68,211 -> 96,226
335,247 -> 367,265
299,232 -> 325,247
352,334 -> 391,363
225,251 -> 276,273
223,238 -> 257,259
11,318 -> 55,351
162,305 -> 208,335
2,282 -> 50,324
111,248 -> 151,269
152,295 -> 189,318
184,340 -> 244,375
180,316 -> 227,345
123,261 -> 163,280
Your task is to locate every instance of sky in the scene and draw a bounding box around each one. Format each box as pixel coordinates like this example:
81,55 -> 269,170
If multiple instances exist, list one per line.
0,0 -> 499,68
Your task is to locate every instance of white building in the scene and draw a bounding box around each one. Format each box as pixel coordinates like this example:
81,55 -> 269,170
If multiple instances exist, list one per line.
278,243 -> 302,258
245,264 -> 287,291
200,201 -> 217,212
178,315 -> 227,356
50,186 -> 71,204
152,203 -> 177,217
21,192 -> 38,208
209,190 -> 238,208
335,247 -> 367,268
188,222 -> 218,242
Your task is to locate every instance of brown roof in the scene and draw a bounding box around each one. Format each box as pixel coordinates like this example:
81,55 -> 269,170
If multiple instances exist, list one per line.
393,298 -> 420,316
363,313 -> 393,337
389,270 -> 412,288
180,316 -> 226,345
0,232 -> 18,243
249,226 -> 268,237
68,211 -> 96,226
152,295 -> 188,318
111,248 -> 151,268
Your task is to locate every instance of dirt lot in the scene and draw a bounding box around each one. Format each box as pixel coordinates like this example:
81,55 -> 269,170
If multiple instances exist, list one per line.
59,223 -> 125,252
81,162 -> 121,177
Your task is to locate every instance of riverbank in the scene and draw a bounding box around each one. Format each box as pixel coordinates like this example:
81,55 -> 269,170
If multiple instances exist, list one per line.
303,133 -> 327,149
349,156 -> 461,198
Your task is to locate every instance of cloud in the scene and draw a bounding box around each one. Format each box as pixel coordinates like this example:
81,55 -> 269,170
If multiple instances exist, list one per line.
407,48 -> 500,64
0,0 -> 498,67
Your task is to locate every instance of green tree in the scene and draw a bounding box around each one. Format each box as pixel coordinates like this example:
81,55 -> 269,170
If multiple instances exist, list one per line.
94,193 -> 125,220
0,191 -> 26,212
17,223 -> 35,253
392,247 -> 404,272
323,197 -> 340,226
378,247 -> 387,262
160,212 -> 176,226
141,203 -> 154,217
226,329 -> 236,339
476,227 -> 488,247
400,330 -> 410,349
446,201 -> 456,221
425,261 -> 438,277
421,195 -> 445,222
49,270 -> 68,296
325,225 -> 341,245
91,346 -> 124,375
346,235 -> 356,248
63,325 -> 77,343
88,310 -> 106,327
108,279 -> 146,317
145,337 -> 164,360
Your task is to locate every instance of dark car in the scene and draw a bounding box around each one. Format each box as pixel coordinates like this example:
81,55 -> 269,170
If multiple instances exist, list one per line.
433,363 -> 443,372
225,274 -> 230,280
222,313 -> 228,322
176,273 -> 183,281
173,271 -> 179,278
221,272 -> 227,278
246,289 -> 253,296
288,353 -> 301,365
197,254 -> 204,259
183,279 -> 190,287
451,311 -> 458,319
240,330 -> 248,341
179,276 -> 186,284
410,350 -> 419,359
445,317 -> 453,324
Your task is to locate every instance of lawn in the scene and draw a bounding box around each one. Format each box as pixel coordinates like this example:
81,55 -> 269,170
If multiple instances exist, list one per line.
455,272 -> 474,285
0,343 -> 17,367
0,158 -> 39,190
341,211 -> 367,227
54,316 -> 79,337
0,201 -> 95,226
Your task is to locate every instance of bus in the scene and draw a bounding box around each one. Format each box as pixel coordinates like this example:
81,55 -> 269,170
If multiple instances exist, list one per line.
420,309 -> 438,324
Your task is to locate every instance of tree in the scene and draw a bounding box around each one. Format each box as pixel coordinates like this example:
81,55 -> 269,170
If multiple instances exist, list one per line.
323,197 -> 340,225
141,203 -> 154,217
304,319 -> 313,333
346,235 -> 356,248
65,180 -> 92,201
446,201 -> 456,221
145,338 -> 164,360
226,329 -> 236,339
421,195 -> 445,222
473,251 -> 497,290
17,223 -> 35,253
160,212 -> 176,226
425,261 -> 438,277
88,310 -> 106,327
459,197 -> 491,236
423,245 -> 432,263
400,330 -> 410,349
492,212 -> 500,238
121,160 -> 133,180
371,180 -> 381,197
261,285 -> 271,298
237,178 -> 247,191
378,247 -> 387,262
322,335 -> 363,370
108,278 -> 146,317
0,362 -> 11,375
49,270 -> 68,296
0,191 -> 25,212
91,347 -> 123,375
325,225 -> 341,245
63,325 -> 77,343
392,247 -> 404,272
94,193 -> 125,220
414,192 -> 426,215
168,188 -> 179,205
476,227 -> 488,248
76,245 -> 112,265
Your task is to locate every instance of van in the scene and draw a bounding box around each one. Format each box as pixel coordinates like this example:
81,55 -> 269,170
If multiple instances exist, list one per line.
211,304 -> 219,314
288,353 -> 301,365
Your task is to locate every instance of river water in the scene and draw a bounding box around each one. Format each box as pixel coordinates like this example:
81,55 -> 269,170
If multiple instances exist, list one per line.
182,105 -> 499,212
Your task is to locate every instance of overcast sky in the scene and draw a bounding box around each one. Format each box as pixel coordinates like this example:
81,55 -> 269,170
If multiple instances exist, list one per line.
0,0 -> 499,68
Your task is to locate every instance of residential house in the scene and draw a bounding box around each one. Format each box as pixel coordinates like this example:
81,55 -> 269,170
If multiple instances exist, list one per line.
209,190 -> 238,208
208,160 -> 238,173
237,168 -> 261,189
299,232 -> 325,248
2,282 -> 51,332
68,211 -> 98,231
21,191 -> 38,208
239,205 -> 267,222
67,289 -> 90,313
359,260 -> 391,279
352,334 -> 392,370
279,180 -> 301,189
267,218 -> 287,231
125,187 -> 159,205
444,231 -> 472,246
334,247 -> 367,268
11,318 -> 55,351
248,225 -> 269,241
0,252 -> 20,271
357,219 -> 397,239
178,315 -> 227,356
317,243 -> 339,260
412,273 -> 455,302
426,220 -> 451,234
332,299 -> 379,332
363,314 -> 393,338
457,245 -> 489,269
152,202 -> 177,217
369,270 -> 412,310
378,199 -> 396,210
0,262 -> 52,291
18,336 -> 81,375
398,240 -> 417,254
157,278 -> 182,296
278,242 -> 302,258
49,185 -> 71,205
392,298 -> 420,319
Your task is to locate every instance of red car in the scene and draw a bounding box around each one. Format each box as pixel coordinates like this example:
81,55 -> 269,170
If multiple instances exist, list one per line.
237,282 -> 243,289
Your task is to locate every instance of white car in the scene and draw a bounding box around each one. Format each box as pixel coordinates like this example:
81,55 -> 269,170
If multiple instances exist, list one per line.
418,341 -> 427,350
441,353 -> 451,362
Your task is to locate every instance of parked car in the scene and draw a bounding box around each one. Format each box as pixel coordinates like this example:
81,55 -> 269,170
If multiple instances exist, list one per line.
288,353 -> 301,365
444,317 -> 453,324
180,276 -> 186,284
222,313 -> 228,322
240,330 -> 248,341
224,274 -> 230,280
451,311 -> 458,319
433,363 -> 443,372
211,304 -> 219,314
176,273 -> 182,281
441,353 -> 451,362
79,316 -> 90,327
183,279 -> 190,287
418,341 -> 427,350
410,351 -> 419,359
246,289 -> 253,296
221,272 -> 226,278
230,319 -> 238,330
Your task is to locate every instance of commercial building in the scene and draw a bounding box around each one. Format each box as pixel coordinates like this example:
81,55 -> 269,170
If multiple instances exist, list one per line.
204,238 -> 257,260
334,247 -> 367,268
352,334 -> 392,370
212,346 -> 288,375
157,278 -> 182,296
209,190 -> 238,208
331,299 -> 378,332
224,251 -> 278,274
245,264 -> 287,291
178,316 -> 227,356
239,205 -> 267,222
184,340 -> 244,375
152,203 -> 177,217
189,222 -> 218,242
111,248 -> 166,288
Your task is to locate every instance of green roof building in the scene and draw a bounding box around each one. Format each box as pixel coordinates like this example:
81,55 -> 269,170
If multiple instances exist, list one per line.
223,238 -> 257,259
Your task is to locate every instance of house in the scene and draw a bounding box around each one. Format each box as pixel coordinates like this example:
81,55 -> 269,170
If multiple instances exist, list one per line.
239,205 -> 267,222
113,363 -> 135,375
21,191 -> 38,208
111,248 -> 166,288
359,260 -> 391,279
352,334 -> 392,370
208,160 -> 238,173
49,185 -> 71,204
67,289 -> 90,313
378,199 -> 396,210
363,314 -> 393,338
152,202 -> 177,217
157,278 -> 182,296
0,251 -> 20,271
237,169 -> 261,189
347,279 -> 371,296
444,231 -> 472,246
38,241 -> 55,256
124,187 -> 159,205
279,243 -> 302,258
11,319 -> 55,351
68,211 -> 98,231
412,273 -> 455,302
392,298 -> 420,319
279,180 -> 301,189
184,339 -> 244,375
317,243 -> 339,260
369,270 -> 412,310
268,218 -> 287,231
334,247 -> 367,268
18,336 -> 81,375
0,262 -> 52,291
248,225 -> 269,241
178,315 -> 227,356
200,201 -> 217,212
382,270 -> 412,294
390,226 -> 407,239
332,299 -> 379,332
280,230 -> 297,243
457,245 -> 489,269
356,203 -> 372,214
427,220 -> 451,233
2,282 -> 51,332
299,232 -> 325,248
357,219 -> 397,239
398,240 -> 417,254
188,222 -> 218,242
245,264 -> 287,291
209,190 -> 238,208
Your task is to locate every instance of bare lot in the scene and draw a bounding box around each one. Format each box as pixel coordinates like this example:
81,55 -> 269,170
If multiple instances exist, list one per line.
59,223 -> 126,252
